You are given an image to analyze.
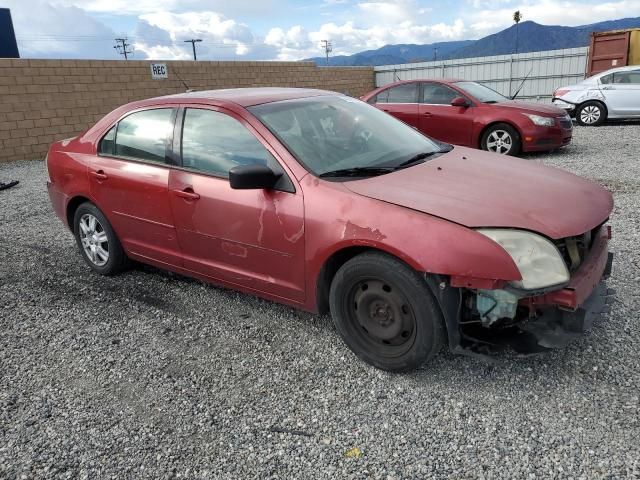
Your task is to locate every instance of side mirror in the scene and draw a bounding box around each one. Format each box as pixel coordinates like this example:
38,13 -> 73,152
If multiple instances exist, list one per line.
451,97 -> 470,108
229,164 -> 282,190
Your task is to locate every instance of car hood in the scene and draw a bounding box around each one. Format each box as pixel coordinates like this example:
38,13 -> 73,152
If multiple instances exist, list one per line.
345,147 -> 613,239
494,100 -> 568,116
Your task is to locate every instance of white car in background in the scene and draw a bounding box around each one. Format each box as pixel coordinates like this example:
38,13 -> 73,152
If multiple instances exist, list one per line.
552,66 -> 640,126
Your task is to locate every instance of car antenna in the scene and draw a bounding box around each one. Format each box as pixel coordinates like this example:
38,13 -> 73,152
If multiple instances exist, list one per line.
171,66 -> 194,93
511,67 -> 533,100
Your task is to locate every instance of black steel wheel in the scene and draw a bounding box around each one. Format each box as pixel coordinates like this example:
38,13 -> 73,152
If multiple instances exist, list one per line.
329,252 -> 446,372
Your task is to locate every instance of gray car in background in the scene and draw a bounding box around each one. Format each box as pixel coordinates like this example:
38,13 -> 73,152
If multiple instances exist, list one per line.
552,66 -> 640,126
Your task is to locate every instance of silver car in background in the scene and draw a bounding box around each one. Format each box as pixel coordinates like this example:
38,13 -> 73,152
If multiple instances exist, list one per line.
552,66 -> 640,126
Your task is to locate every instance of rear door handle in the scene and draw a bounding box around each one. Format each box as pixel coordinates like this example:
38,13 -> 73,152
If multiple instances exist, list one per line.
422,112 -> 432,117
90,170 -> 108,181
172,188 -> 200,201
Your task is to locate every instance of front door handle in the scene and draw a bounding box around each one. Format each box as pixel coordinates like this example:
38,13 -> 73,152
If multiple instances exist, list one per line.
172,188 -> 200,201
90,170 -> 108,181
422,112 -> 432,117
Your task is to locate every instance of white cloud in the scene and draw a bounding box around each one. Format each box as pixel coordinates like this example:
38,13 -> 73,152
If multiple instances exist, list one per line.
133,11 -> 280,60
5,0 -> 118,59
4,0 -> 640,62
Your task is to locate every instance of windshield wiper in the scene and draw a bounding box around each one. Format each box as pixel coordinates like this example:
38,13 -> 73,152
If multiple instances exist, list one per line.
393,148 -> 453,169
318,166 -> 395,178
483,100 -> 499,104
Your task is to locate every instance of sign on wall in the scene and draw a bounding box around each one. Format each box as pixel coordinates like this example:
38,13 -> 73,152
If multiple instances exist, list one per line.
150,63 -> 168,80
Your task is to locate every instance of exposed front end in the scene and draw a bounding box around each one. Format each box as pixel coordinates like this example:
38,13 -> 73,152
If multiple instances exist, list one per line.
447,224 -> 613,355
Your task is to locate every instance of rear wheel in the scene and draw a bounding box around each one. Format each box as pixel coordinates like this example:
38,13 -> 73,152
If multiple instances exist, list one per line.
329,252 -> 446,372
576,101 -> 606,126
73,202 -> 128,275
481,123 -> 521,156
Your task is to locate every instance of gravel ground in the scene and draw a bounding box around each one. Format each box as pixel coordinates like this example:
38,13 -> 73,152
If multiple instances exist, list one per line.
1,123 -> 640,479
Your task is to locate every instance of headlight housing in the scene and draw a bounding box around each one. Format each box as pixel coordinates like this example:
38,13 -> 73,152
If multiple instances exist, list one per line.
477,229 -> 569,290
523,113 -> 556,127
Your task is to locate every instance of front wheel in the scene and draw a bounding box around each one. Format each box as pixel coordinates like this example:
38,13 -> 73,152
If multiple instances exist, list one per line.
576,101 -> 606,126
480,123 -> 521,156
329,252 -> 446,372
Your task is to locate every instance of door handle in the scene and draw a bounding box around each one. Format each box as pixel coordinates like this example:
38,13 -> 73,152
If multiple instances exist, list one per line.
601,85 -> 612,90
382,108 -> 390,112
422,112 -> 432,117
90,170 -> 108,181
172,188 -> 200,201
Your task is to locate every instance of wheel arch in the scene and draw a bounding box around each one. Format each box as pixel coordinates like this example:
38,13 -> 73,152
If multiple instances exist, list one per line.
477,120 -> 522,149
315,245 -> 428,315
577,99 -> 608,117
66,195 -> 93,232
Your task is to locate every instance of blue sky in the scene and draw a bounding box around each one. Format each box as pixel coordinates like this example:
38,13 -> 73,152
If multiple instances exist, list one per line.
4,0 -> 640,60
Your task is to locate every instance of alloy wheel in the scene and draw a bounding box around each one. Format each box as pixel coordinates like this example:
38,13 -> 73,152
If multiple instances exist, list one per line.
486,129 -> 513,154
580,105 -> 601,125
79,213 -> 109,266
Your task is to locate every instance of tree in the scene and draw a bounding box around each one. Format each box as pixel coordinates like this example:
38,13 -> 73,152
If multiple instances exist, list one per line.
513,10 -> 523,54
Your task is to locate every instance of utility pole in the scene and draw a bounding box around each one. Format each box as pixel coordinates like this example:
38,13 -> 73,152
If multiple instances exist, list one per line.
184,39 -> 202,61
320,39 -> 332,66
114,37 -> 133,60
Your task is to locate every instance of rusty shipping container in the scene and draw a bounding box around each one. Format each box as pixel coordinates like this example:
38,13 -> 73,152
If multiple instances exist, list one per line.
587,28 -> 640,76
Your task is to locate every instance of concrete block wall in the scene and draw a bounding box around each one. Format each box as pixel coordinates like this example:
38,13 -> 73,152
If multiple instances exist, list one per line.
0,59 -> 375,163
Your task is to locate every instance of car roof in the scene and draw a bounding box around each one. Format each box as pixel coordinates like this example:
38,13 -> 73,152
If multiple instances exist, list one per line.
594,65 -> 640,76
149,87 -> 339,107
360,78 -> 465,100
380,78 -> 464,86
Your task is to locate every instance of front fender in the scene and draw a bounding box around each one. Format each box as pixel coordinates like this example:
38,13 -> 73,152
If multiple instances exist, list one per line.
302,176 -> 521,311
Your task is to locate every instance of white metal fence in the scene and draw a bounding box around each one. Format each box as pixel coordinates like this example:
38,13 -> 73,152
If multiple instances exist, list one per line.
373,47 -> 589,103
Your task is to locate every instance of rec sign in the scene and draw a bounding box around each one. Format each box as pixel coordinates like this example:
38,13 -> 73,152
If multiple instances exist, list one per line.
150,63 -> 168,79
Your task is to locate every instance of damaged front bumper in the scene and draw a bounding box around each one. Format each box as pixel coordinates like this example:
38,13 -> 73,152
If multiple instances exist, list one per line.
519,278 -> 614,351
429,226 -> 615,358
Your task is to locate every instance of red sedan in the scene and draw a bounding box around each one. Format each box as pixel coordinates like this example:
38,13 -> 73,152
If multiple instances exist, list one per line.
361,79 -> 573,155
47,88 -> 612,371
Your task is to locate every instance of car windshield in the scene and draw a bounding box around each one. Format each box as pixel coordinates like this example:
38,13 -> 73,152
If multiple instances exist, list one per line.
454,81 -> 507,103
248,95 -> 445,178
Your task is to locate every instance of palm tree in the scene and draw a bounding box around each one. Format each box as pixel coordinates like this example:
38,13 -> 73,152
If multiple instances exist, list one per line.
513,10 -> 523,54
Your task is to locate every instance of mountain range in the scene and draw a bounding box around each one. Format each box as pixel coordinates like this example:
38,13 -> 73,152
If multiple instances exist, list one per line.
307,17 -> 640,66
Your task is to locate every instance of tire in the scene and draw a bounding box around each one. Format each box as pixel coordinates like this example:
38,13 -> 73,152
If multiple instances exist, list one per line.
329,252 -> 446,372
576,101 -> 606,126
73,202 -> 128,275
480,123 -> 521,156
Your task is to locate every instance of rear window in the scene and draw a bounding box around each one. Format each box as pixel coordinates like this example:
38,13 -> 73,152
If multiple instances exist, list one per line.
98,108 -> 175,163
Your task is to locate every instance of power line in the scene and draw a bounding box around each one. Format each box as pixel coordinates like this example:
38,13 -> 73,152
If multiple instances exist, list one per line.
113,37 -> 133,60
184,38 -> 202,61
320,39 -> 332,66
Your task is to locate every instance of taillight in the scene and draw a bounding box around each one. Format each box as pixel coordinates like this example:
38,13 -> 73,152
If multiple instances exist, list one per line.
554,89 -> 569,97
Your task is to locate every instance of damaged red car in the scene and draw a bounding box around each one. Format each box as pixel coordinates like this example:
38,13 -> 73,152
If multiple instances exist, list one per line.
46,88 -> 614,372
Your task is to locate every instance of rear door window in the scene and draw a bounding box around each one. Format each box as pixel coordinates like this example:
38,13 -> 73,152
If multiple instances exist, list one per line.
386,83 -> 418,103
113,108 -> 175,163
371,89 -> 389,104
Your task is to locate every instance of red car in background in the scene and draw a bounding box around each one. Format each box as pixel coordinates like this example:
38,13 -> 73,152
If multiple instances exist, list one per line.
361,79 -> 573,155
